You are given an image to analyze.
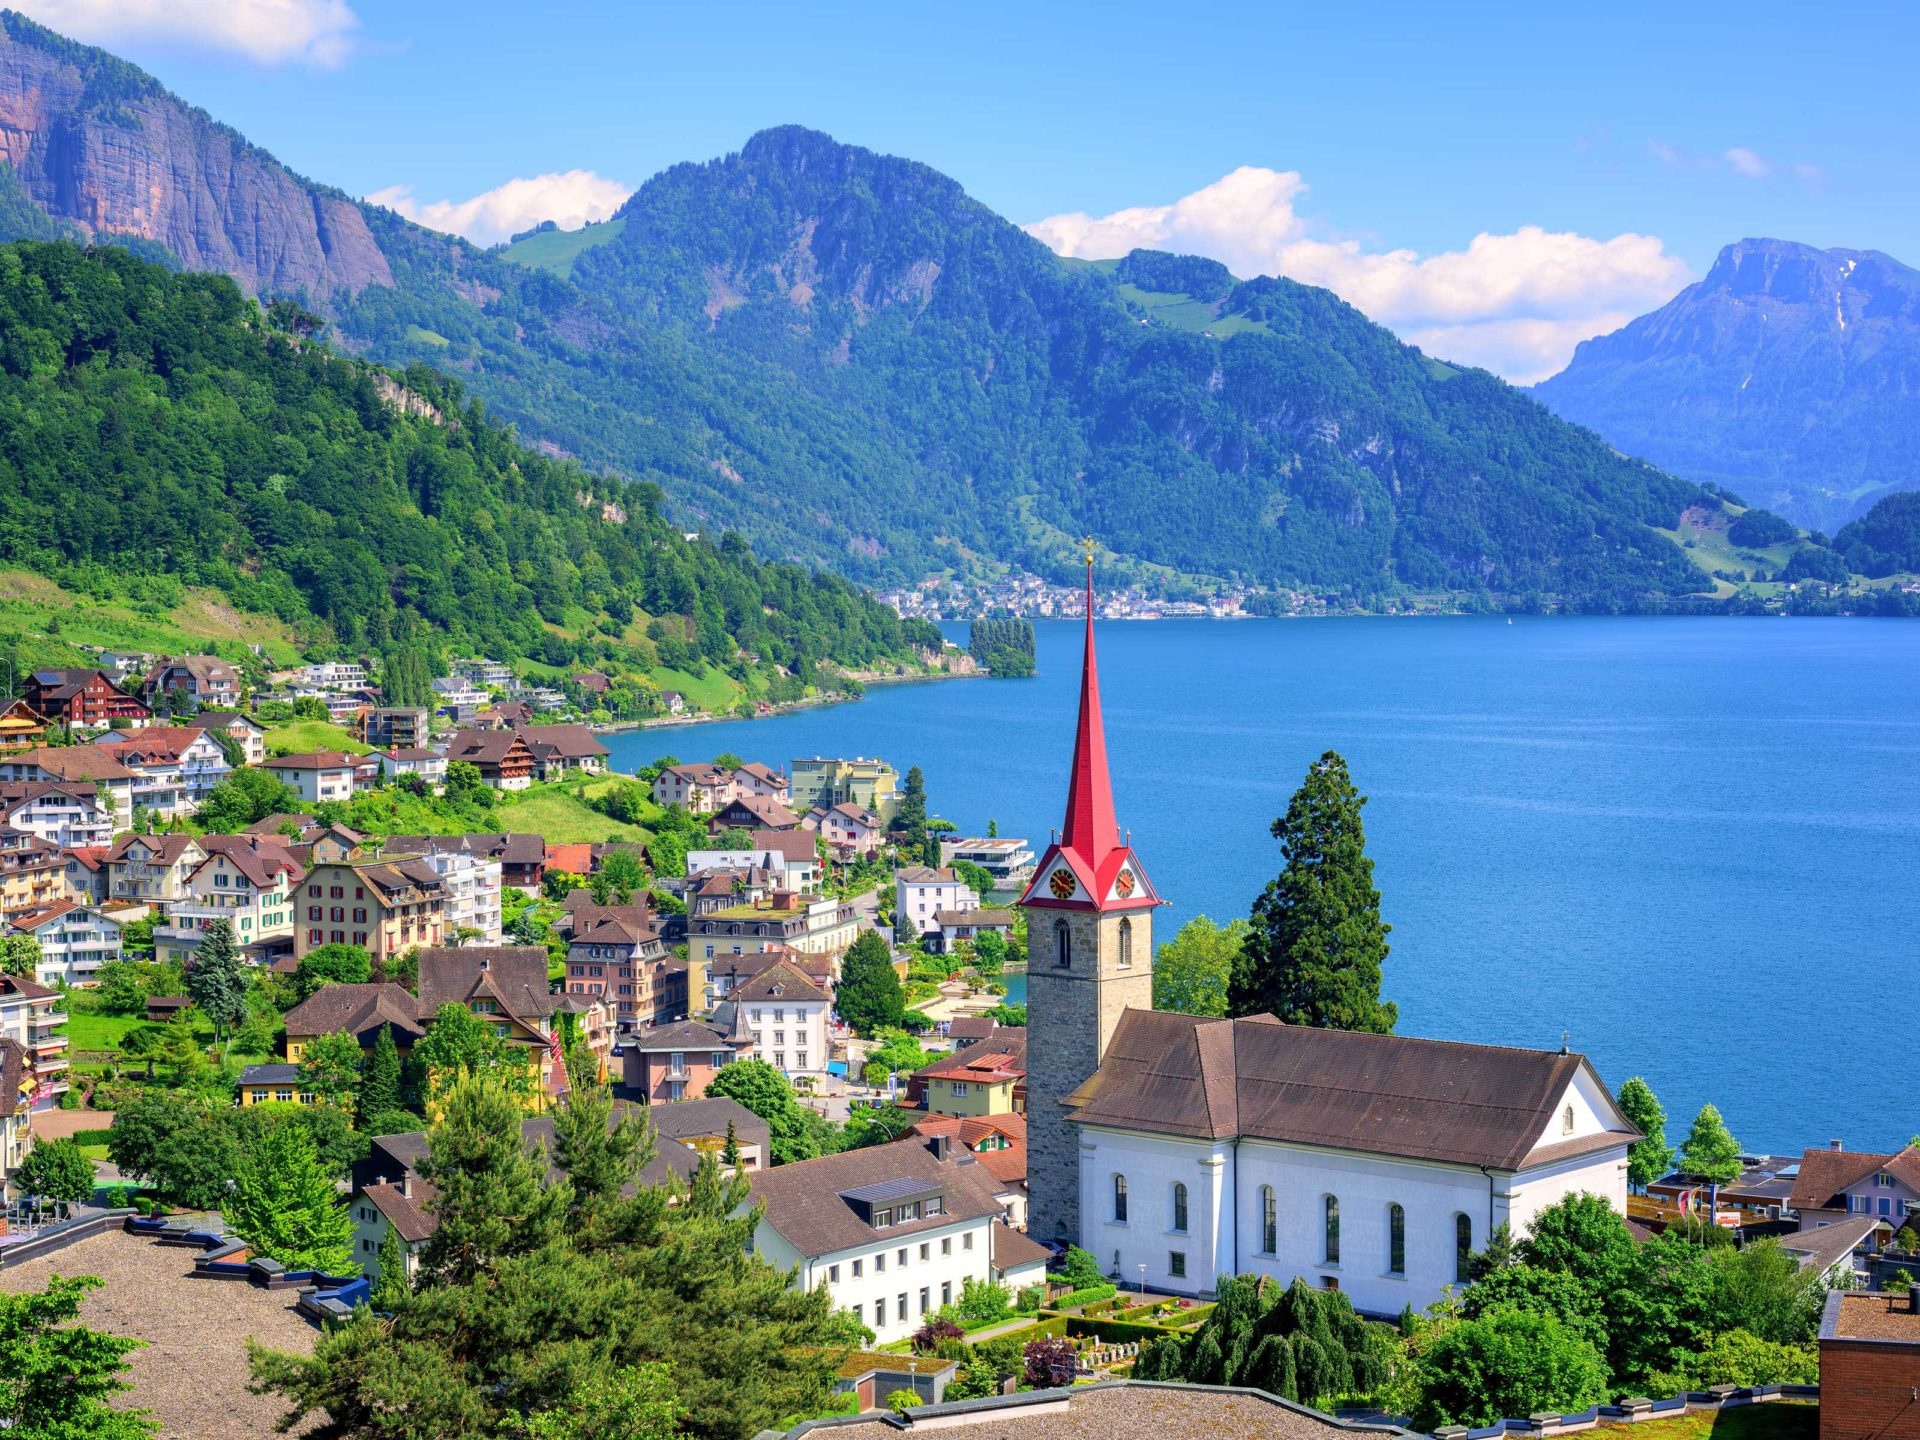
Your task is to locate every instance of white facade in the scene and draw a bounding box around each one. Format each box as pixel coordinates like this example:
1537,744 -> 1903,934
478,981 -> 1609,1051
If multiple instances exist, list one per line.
16,904 -> 122,986
1,789 -> 112,849
687,846 -> 822,895
895,871 -> 976,941
269,761 -> 356,804
411,846 -> 503,944
301,662 -> 369,691
754,1209 -> 1001,1339
1076,1073 -> 1631,1315
741,993 -> 831,1075
152,853 -> 298,963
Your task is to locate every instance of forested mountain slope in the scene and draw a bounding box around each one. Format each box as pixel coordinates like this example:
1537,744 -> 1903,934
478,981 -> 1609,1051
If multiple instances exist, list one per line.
1534,239 -> 1920,533
0,15 -> 1729,606
0,241 -> 930,686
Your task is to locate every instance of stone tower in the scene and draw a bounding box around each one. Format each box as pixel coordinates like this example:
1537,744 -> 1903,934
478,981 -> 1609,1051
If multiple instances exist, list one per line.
1018,550 -> 1160,1246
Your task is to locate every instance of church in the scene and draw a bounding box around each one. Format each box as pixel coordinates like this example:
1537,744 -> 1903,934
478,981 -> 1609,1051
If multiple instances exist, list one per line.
1016,557 -> 1638,1317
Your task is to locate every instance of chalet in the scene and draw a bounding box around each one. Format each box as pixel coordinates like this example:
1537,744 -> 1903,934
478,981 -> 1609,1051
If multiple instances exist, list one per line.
294,857 -> 446,963
445,730 -> 537,790
516,722 -> 609,778
0,828 -> 65,922
622,1014 -> 755,1102
8,900 -> 121,987
0,747 -> 138,829
262,751 -> 358,804
806,801 -> 884,858
911,1029 -> 1028,1118
660,690 -> 687,716
281,983 -> 424,1063
192,711 -> 268,766
105,834 -> 208,904
0,700 -> 49,751
710,792 -> 801,833
143,656 -> 241,710
572,670 -> 611,696
652,762 -> 734,814
20,668 -> 149,728
416,945 -> 563,1092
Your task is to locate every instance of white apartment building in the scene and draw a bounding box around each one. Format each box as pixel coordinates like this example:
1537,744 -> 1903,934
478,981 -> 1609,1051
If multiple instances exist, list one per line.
0,784 -> 113,849
751,1136 -> 1048,1339
9,901 -> 122,987
893,866 -> 977,942
720,958 -> 832,1075
392,838 -> 503,944
300,661 -> 370,691
153,843 -> 302,964
939,836 -> 1037,892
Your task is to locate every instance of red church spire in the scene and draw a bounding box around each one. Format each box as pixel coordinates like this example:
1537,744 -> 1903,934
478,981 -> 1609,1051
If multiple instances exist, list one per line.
1059,542 -> 1119,872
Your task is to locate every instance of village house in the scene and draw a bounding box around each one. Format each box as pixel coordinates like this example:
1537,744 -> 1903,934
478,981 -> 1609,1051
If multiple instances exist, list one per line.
652,762 -> 736,813
373,747 -> 447,789
0,746 -> 139,830
0,828 -> 65,922
932,907 -> 1015,955
95,724 -> 231,805
444,730 -> 537,790
690,892 -> 859,969
911,1029 -> 1028,1118
748,1135 -> 1044,1340
143,656 -> 241,710
262,751 -> 359,804
299,661 -> 370,691
7,900 -> 121,987
705,947 -> 836,1011
359,706 -> 430,750
713,957 -> 832,1076
431,675 -> 489,711
192,711 -> 269,766
280,982 -> 425,1064
709,792 -> 802,833
105,834 -> 207,904
62,847 -> 108,904
0,1040 -> 33,1182
805,801 -> 885,858
938,836 -> 1037,893
1789,1142 -> 1920,1240
152,838 -> 302,965
790,756 -> 900,824
622,1014 -> 755,1102
0,700 -> 49,751
0,972 -> 68,1109
235,1062 -> 309,1107
660,690 -> 687,716
416,945 -> 564,1093
294,856 -> 447,962
516,722 -> 610,779
447,832 -> 546,894
686,829 -> 822,896
20,668 -> 150,728
732,761 -> 790,804
380,835 -> 502,944
894,866 -> 977,943
909,1113 -> 1030,1227
565,903 -> 684,1029
0,783 -> 112,850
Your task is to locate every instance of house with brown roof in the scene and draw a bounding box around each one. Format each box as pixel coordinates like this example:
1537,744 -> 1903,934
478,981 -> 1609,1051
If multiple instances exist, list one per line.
709,792 -> 801,834
1789,1142 -> 1920,1240
911,1029 -> 1027,1118
651,762 -> 736,814
143,656 -> 240,710
1059,1009 -> 1638,1311
622,1014 -> 756,1102
0,700 -> 49,752
105,833 -> 207,904
909,1113 -> 1030,1226
0,746 -> 139,829
445,730 -> 537,790
749,1134 -> 1040,1341
153,836 -> 303,964
0,782 -> 111,851
19,668 -> 149,728
805,801 -> 885,858
715,957 -> 832,1075
1819,1287 -> 1920,1440
8,899 -> 121,987
416,945 -> 562,1090
732,761 -> 790,803
516,722 -> 609,778
261,751 -> 358,804
294,857 -> 446,963
565,902 -> 683,1029
187,710 -> 267,766
280,982 -> 425,1064
0,972 -> 66,1110
893,865 -> 975,944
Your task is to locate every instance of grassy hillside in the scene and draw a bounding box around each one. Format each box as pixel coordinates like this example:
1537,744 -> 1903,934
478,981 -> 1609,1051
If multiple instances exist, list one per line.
499,218 -> 627,277
0,569 -> 306,670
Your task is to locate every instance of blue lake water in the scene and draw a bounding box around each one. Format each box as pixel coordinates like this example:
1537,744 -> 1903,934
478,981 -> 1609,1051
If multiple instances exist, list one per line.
607,617 -> 1920,1155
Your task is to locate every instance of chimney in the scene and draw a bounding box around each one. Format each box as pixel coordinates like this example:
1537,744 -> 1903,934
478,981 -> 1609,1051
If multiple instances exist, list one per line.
1831,1139 -> 1844,1151
400,1171 -> 414,1200
928,1134 -> 951,1162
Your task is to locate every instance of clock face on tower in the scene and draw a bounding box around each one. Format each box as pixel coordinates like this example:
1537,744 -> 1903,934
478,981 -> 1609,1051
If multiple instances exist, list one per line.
1114,868 -> 1135,899
1048,867 -> 1075,899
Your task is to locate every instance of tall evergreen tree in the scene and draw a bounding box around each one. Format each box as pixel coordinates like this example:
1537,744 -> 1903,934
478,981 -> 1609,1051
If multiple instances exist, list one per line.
835,929 -> 907,1037
416,1074 -> 567,1286
359,1023 -> 402,1120
226,1123 -> 357,1275
1616,1076 -> 1674,1191
1229,751 -> 1396,1032
369,1225 -> 411,1314
186,918 -> 248,1054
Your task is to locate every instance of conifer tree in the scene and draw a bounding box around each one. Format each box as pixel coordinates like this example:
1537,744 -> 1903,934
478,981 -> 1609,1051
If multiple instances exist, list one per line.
187,918 -> 248,1055
552,1068 -> 656,1237
370,1224 -> 411,1313
226,1123 -> 356,1275
835,929 -> 906,1036
359,1023 -> 401,1120
417,1074 -> 567,1286
1230,751 -> 1396,1033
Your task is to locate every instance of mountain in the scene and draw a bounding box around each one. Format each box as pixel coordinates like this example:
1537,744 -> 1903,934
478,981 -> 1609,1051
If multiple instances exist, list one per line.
0,239 -> 936,698
1533,238 -> 1920,532
0,15 -> 1733,607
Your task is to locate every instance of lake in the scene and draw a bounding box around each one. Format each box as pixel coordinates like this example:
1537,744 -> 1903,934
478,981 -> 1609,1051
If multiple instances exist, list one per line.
607,617 -> 1920,1155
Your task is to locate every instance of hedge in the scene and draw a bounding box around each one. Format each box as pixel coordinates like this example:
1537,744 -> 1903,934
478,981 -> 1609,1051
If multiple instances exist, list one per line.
1047,1283 -> 1118,1310
1066,1316 -> 1186,1345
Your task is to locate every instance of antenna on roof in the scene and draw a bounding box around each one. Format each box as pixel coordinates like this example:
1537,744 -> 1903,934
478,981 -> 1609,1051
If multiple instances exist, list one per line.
1560,1029 -> 1570,1054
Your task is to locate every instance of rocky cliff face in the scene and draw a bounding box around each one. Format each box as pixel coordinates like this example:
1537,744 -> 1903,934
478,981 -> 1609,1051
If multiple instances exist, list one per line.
1534,238 -> 1920,530
0,15 -> 391,299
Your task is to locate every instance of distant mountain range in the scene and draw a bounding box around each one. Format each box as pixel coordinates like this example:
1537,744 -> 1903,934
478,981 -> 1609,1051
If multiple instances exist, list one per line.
1534,238 -> 1920,533
0,13 -> 1874,611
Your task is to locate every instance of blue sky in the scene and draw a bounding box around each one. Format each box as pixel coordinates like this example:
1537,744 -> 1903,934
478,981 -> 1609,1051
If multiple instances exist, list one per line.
20,0 -> 1917,379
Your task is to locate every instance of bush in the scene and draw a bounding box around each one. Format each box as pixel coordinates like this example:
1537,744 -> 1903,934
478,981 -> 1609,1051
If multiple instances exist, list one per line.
1015,1284 -> 1045,1314
1894,1225 -> 1920,1254
1048,1283 -> 1118,1310
1414,1310 -> 1609,1429
910,1318 -> 963,1354
1648,1329 -> 1818,1390
1024,1336 -> 1077,1390
1050,1244 -> 1105,1290
954,1276 -> 1014,1326
884,1390 -> 922,1414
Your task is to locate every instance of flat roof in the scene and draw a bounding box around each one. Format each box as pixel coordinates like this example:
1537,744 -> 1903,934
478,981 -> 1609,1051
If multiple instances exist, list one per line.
1825,1290 -> 1920,1344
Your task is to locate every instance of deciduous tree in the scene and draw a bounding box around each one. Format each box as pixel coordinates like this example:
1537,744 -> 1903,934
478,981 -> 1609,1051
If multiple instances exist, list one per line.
1153,914 -> 1247,1017
1679,1103 -> 1743,1217
13,1137 -> 95,1205
1616,1076 -> 1673,1191
226,1122 -> 357,1276
0,1274 -> 154,1439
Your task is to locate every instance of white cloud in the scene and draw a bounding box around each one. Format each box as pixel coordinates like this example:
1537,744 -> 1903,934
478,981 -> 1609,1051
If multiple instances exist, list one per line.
1722,147 -> 1771,180
1027,167 -> 1689,383
12,0 -> 360,66
367,170 -> 632,248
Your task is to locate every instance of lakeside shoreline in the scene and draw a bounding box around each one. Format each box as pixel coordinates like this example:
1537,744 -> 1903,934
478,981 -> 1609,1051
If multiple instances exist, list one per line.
591,663 -> 987,737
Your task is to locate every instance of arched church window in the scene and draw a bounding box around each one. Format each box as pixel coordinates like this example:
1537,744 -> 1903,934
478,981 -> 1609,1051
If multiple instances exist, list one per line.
1114,1174 -> 1129,1223
1118,917 -> 1133,968
1562,1103 -> 1576,1134
1171,1181 -> 1188,1233
1454,1213 -> 1472,1283
1054,919 -> 1071,968
1323,1195 -> 1340,1265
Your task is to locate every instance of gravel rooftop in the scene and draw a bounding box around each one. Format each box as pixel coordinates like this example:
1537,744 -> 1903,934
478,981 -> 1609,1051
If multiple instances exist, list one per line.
0,1229 -> 321,1439
813,1383 -> 1384,1440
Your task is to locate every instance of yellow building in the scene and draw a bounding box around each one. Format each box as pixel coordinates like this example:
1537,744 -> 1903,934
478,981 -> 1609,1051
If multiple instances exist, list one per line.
912,1032 -> 1027,1118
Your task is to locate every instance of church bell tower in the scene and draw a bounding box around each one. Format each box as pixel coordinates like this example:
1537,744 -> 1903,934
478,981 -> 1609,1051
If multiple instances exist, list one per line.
1018,544 -> 1160,1245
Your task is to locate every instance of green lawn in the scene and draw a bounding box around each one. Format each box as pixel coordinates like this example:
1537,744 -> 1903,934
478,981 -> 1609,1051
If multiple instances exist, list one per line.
650,665 -> 743,714
264,719 -> 371,756
494,786 -> 650,843
402,323 -> 450,347
499,217 -> 627,277
1115,283 -> 1274,339
0,570 -> 304,670
1623,1404 -> 1815,1440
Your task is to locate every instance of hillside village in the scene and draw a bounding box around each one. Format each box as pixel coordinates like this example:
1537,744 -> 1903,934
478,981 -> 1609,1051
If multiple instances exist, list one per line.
0,597 -> 1909,1440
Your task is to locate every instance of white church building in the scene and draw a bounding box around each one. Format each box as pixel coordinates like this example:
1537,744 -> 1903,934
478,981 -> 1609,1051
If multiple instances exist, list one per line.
1014,551 -> 1639,1318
